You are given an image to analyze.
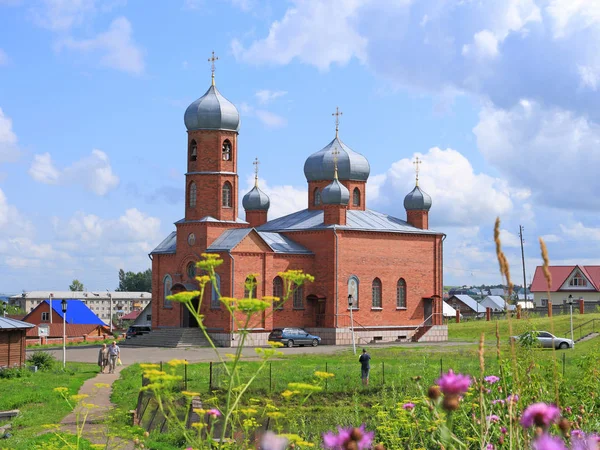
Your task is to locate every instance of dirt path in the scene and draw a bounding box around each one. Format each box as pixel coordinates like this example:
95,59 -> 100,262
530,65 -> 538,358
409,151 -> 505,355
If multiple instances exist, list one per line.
60,366 -> 134,450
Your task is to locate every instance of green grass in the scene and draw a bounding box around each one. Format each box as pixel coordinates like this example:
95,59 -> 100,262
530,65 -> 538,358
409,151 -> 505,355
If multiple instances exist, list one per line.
448,312 -> 600,343
0,362 -> 98,449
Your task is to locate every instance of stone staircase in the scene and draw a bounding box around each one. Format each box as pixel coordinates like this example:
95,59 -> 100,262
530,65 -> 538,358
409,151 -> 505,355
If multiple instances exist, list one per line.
411,326 -> 431,342
576,332 -> 599,343
120,328 -> 211,348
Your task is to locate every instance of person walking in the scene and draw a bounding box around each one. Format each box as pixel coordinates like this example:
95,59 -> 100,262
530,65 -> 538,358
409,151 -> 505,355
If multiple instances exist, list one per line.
98,343 -> 110,373
108,341 -> 120,374
359,348 -> 371,386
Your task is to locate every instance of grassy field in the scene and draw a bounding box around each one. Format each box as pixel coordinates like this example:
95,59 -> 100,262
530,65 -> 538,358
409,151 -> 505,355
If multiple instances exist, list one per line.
0,362 -> 98,449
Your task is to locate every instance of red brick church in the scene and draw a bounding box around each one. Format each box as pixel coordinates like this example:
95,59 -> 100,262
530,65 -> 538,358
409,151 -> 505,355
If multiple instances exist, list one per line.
150,66 -> 446,346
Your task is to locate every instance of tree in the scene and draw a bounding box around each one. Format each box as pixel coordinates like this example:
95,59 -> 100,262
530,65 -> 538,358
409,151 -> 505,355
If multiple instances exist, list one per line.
69,279 -> 85,291
117,268 -> 152,292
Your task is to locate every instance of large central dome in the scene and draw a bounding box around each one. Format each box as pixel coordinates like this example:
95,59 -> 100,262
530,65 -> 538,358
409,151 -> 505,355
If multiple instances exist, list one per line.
184,85 -> 240,132
303,136 -> 370,182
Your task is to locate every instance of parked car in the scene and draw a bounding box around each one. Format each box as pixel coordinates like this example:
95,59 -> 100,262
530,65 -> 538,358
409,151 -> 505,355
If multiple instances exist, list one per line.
268,328 -> 321,348
126,325 -> 152,339
511,331 -> 573,349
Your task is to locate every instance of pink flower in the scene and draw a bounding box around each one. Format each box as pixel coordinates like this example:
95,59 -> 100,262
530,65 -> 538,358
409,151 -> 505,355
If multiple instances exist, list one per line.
501,427 -> 507,434
485,375 -> 500,384
207,408 -> 221,418
571,432 -> 600,450
521,403 -> 561,428
402,402 -> 415,410
487,415 -> 500,423
486,444 -> 495,450
506,394 -> 519,403
323,425 -> 374,450
260,431 -> 289,450
436,370 -> 471,396
532,434 -> 567,450
492,399 -> 505,406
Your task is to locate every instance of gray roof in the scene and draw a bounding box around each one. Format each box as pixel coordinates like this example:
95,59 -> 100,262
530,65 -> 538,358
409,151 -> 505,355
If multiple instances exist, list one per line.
404,185 -> 432,211
151,231 -> 177,254
482,296 -> 517,311
322,178 -> 349,205
258,208 -> 441,234
449,295 -> 484,313
175,217 -> 248,224
184,84 -> 240,132
207,229 -> 312,254
242,185 -> 270,211
304,136 -> 370,182
0,316 -> 35,330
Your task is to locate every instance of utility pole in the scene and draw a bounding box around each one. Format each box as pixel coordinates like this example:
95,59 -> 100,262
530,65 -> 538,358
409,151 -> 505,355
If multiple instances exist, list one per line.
519,225 -> 527,304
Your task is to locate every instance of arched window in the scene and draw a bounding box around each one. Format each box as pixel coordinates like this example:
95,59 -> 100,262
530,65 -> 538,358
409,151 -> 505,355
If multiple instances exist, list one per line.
273,276 -> 284,310
187,262 -> 196,280
314,188 -> 321,206
293,284 -> 304,309
189,182 -> 197,208
372,278 -> 382,308
397,278 -> 406,308
348,276 -> 359,309
244,275 -> 257,298
163,274 -> 172,308
222,182 -> 232,207
211,273 -> 221,309
189,139 -> 197,161
222,140 -> 232,161
353,188 -> 360,207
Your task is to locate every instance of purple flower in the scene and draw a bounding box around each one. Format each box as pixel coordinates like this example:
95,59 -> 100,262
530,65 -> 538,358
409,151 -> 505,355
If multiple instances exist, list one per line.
571,432 -> 600,450
207,408 -> 221,418
323,425 -> 374,450
487,414 -> 500,423
501,427 -> 507,434
260,431 -> 289,450
436,370 -> 471,396
402,402 -> 415,410
521,403 -> 561,428
532,434 -> 567,450
485,375 -> 500,384
492,399 -> 505,406
506,394 -> 519,403
486,444 -> 495,450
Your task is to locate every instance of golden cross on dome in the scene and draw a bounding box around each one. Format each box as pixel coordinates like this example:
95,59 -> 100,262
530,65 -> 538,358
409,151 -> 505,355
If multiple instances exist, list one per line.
332,107 -> 343,138
208,51 -> 219,86
253,157 -> 260,187
332,146 -> 340,180
413,156 -> 422,187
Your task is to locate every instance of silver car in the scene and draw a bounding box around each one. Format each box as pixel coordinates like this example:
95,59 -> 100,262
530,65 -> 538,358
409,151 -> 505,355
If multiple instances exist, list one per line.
512,331 -> 573,349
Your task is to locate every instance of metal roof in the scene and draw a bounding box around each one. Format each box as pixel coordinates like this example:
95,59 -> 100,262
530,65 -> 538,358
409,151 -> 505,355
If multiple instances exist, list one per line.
242,185 -> 270,211
404,185 -> 432,211
322,178 -> 349,205
184,84 -> 240,132
27,300 -> 107,326
151,231 -> 177,254
304,136 -> 370,182
207,229 -> 312,254
257,208 -> 441,235
449,295 -> 484,313
12,291 -> 151,300
174,217 -> 248,224
0,316 -> 35,330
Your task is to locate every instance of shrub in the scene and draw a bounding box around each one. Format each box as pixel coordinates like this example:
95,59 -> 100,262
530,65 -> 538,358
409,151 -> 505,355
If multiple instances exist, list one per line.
27,351 -> 57,371
0,367 -> 31,379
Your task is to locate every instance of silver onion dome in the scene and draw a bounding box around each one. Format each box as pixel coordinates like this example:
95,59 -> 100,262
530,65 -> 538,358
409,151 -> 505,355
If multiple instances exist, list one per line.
184,85 -> 240,132
321,178 -> 350,205
403,185 -> 432,211
304,137 -> 370,182
242,185 -> 270,211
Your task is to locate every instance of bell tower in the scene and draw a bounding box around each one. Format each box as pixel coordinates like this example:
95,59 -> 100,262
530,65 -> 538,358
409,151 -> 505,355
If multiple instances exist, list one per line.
183,52 -> 240,222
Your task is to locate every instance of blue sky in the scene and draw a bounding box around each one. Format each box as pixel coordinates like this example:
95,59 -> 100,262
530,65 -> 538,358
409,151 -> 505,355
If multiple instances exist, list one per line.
1,0 -> 599,293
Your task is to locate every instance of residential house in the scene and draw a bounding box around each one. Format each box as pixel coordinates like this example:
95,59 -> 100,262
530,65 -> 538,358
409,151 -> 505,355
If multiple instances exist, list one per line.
530,266 -> 600,307
480,296 -> 516,312
447,295 -> 485,315
23,300 -> 106,330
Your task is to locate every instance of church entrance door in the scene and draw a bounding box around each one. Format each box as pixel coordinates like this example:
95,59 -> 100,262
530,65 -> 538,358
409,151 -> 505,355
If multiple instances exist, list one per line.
424,298 -> 433,326
316,301 -> 325,327
182,295 -> 201,328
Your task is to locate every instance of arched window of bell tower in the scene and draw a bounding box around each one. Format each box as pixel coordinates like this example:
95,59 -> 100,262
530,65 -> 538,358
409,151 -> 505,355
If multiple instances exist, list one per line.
222,140 -> 232,161
189,182 -> 197,207
189,139 -> 197,161
314,188 -> 321,206
222,182 -> 232,207
353,188 -> 361,207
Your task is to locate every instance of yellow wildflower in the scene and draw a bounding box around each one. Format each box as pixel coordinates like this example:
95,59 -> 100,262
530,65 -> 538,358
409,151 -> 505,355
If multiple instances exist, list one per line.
53,387 -> 68,394
195,275 -> 211,286
139,363 -> 160,370
167,291 -> 201,303
236,299 -> 270,313
267,411 -> 284,419
287,382 -> 323,393
281,390 -> 296,399
191,422 -> 206,429
193,408 -> 206,415
167,359 -> 188,367
182,391 -> 200,397
70,394 -> 89,402
240,408 -> 258,415
314,371 -> 335,379
267,341 -> 284,348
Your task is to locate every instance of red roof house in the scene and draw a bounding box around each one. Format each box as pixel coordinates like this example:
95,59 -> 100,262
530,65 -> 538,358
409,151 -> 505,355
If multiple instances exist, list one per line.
530,265 -> 600,306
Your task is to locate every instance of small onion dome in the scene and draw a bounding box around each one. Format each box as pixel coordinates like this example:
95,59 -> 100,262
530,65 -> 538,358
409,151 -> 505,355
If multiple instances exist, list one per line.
321,178 -> 350,205
304,136 -> 370,182
403,185 -> 432,211
242,185 -> 270,211
184,85 -> 240,132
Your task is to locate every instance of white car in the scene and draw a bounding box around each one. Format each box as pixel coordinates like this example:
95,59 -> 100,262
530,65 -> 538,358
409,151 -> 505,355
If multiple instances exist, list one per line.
512,331 -> 573,349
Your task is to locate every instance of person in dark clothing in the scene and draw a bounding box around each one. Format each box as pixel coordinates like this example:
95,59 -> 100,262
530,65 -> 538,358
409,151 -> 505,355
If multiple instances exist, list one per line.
358,348 -> 371,386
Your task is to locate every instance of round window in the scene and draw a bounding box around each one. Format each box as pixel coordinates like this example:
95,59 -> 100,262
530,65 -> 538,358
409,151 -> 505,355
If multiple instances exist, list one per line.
187,233 -> 196,246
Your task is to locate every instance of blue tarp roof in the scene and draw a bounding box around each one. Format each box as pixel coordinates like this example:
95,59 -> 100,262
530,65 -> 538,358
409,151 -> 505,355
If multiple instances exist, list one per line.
45,300 -> 105,325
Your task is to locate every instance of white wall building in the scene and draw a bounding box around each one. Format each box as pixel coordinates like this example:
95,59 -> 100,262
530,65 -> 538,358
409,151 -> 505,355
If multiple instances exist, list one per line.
530,265 -> 600,307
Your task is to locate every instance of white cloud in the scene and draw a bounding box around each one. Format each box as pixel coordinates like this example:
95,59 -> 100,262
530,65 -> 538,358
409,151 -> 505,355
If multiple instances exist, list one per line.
560,222 -> 600,241
546,0 -> 600,39
232,0 -> 367,71
240,103 -> 287,128
0,108 -> 19,163
255,89 -> 287,105
474,99 -> 600,209
31,0 -> 96,31
462,30 -> 499,59
56,16 -> 144,75
578,65 -> 600,90
500,228 -> 521,248
541,234 -> 561,243
0,49 -> 8,66
29,149 -> 120,195
369,147 -> 522,227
